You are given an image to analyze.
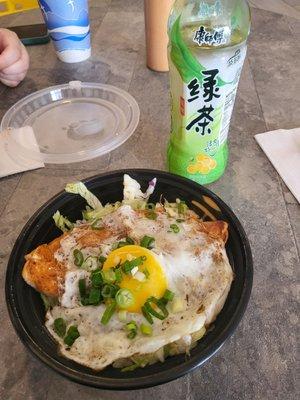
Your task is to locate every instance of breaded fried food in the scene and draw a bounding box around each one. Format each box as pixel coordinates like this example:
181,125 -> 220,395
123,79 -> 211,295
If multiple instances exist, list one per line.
22,227 -> 115,297
22,236 -> 66,297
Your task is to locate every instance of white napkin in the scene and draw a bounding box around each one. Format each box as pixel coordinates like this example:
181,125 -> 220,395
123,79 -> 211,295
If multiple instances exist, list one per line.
0,127 -> 44,178
255,128 -> 300,203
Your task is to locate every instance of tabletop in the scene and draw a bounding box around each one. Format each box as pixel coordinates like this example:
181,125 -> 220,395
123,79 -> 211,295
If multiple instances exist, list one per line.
0,1 -> 299,399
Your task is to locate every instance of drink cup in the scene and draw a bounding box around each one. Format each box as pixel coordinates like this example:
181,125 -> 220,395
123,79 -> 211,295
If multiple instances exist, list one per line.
38,0 -> 91,63
144,0 -> 174,72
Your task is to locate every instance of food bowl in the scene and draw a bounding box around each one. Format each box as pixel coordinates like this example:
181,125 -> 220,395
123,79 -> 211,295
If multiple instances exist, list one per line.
6,169 -> 253,390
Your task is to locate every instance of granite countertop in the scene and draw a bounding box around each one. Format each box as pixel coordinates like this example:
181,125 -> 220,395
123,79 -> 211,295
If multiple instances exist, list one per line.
0,1 -> 299,399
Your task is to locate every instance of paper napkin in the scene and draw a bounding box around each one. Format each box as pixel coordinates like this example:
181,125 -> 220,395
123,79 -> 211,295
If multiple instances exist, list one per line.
0,127 -> 44,178
255,128 -> 300,203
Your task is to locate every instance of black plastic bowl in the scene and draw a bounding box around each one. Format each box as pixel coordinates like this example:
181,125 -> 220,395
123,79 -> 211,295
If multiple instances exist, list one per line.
6,169 -> 253,390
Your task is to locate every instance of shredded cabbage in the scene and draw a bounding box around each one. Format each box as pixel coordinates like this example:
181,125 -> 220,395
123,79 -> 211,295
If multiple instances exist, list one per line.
114,348 -> 165,372
113,327 -> 206,372
164,200 -> 179,218
82,202 -> 121,221
53,211 -> 74,232
123,175 -> 157,204
65,182 -> 102,210
40,294 -> 58,310
57,175 -> 160,227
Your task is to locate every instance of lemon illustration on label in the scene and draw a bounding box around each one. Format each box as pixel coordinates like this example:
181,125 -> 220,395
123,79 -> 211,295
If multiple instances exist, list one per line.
187,154 -> 217,175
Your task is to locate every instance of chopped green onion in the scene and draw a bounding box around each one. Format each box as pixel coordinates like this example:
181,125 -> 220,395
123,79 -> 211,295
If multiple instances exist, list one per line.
143,268 -> 150,279
178,201 -> 188,215
122,256 -> 146,275
134,271 -> 146,282
101,300 -> 117,325
131,266 -> 139,276
118,310 -> 128,322
162,289 -> 175,302
146,211 -> 157,220
114,268 -> 123,283
127,330 -> 137,339
111,242 -> 119,250
91,269 -> 103,288
116,289 -> 135,309
82,256 -> 98,271
88,287 -> 102,305
116,237 -> 135,248
80,297 -> 90,306
64,326 -> 80,347
140,235 -> 155,249
140,323 -> 153,336
102,269 -> 116,283
98,255 -> 107,266
146,203 -> 155,210
117,241 -> 129,248
142,305 -> 153,324
101,284 -> 119,299
122,260 -> 132,274
170,224 -> 180,233
78,279 -> 86,298
176,219 -> 185,223
53,318 -> 66,338
144,297 -> 169,320
126,321 -> 137,339
125,237 -> 134,244
126,321 -> 137,331
73,249 -> 84,267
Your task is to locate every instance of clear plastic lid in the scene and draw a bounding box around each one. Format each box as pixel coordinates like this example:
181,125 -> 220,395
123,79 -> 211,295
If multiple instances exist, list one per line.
1,81 -> 140,164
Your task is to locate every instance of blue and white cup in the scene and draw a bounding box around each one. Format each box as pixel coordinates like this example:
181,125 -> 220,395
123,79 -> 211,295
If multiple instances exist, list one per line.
38,0 -> 91,63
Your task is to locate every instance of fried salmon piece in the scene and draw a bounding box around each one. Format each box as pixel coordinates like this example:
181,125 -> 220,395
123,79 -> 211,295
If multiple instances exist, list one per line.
75,227 -> 113,247
196,220 -> 229,243
22,235 -> 66,297
22,227 -> 114,297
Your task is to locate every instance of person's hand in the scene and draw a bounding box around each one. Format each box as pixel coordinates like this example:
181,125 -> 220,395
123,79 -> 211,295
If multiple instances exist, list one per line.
0,28 -> 29,87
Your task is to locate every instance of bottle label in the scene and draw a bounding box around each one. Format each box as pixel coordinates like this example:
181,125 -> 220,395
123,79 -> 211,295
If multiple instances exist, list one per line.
168,16 -> 247,184
193,26 -> 227,46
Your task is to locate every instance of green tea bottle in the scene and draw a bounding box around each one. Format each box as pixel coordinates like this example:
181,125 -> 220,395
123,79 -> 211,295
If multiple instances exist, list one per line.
167,0 -> 251,184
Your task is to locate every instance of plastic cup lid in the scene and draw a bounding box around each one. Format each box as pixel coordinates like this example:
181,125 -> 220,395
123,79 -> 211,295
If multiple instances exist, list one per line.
0,81 -> 140,164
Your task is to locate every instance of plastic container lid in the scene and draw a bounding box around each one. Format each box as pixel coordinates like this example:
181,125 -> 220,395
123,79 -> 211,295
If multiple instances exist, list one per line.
1,81 -> 140,164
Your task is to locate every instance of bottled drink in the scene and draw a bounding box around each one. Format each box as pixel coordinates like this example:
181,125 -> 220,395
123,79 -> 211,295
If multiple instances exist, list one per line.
167,0 -> 251,184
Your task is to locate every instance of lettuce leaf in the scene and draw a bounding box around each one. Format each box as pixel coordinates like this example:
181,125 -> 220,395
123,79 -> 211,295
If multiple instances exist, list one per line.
123,175 -> 157,209
65,182 -> 102,210
82,202 -> 121,221
53,210 -> 74,232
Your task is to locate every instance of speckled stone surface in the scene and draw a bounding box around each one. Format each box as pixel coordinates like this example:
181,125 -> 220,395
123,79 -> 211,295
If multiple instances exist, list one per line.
0,1 -> 299,399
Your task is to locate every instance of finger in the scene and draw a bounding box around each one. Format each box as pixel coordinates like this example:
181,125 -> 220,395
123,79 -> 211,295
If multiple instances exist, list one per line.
0,30 -> 22,71
0,77 -> 20,87
0,71 -> 26,82
2,44 -> 29,75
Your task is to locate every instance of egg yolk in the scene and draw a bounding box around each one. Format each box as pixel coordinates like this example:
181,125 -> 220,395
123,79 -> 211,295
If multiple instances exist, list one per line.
102,245 -> 167,313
